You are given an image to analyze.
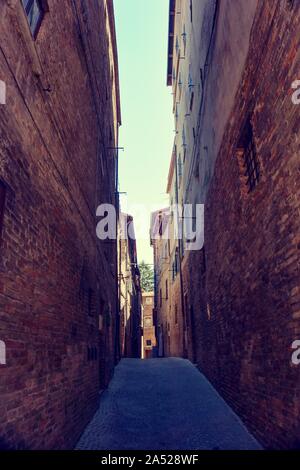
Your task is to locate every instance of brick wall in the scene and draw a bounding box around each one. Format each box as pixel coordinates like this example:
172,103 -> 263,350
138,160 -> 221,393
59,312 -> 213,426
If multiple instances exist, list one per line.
0,0 -> 120,449
183,0 -> 300,449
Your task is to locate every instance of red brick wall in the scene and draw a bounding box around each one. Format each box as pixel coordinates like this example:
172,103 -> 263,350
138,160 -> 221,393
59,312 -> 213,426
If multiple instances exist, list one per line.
183,1 -> 300,449
0,0 -> 119,449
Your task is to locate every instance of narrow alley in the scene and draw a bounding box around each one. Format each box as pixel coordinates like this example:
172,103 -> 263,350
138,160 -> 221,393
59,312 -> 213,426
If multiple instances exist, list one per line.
0,0 -> 299,457
76,358 -> 261,450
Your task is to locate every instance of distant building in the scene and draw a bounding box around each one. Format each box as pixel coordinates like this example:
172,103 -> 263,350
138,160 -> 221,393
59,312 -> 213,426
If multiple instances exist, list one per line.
150,208 -> 172,357
119,214 -> 142,359
141,292 -> 156,359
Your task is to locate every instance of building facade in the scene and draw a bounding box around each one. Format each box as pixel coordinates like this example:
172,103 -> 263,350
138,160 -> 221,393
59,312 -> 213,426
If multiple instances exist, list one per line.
119,214 -> 142,359
161,0 -> 300,449
141,292 -> 156,359
0,0 -> 121,449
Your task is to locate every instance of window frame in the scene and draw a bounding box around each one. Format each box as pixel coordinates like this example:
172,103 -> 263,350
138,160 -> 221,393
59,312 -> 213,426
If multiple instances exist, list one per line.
22,0 -> 45,39
190,0 -> 193,22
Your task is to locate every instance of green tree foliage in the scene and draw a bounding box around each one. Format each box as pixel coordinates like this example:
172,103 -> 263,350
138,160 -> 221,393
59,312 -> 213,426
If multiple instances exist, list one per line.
139,261 -> 154,293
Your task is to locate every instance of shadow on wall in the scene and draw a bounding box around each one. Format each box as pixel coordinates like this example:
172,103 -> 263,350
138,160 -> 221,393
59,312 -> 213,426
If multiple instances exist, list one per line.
0,434 -> 28,450
0,436 -> 12,450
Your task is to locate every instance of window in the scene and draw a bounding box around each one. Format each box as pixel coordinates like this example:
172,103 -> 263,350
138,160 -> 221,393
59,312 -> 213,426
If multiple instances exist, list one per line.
175,103 -> 179,127
178,155 -> 183,187
160,288 -> 162,307
182,25 -> 187,56
190,0 -> 193,22
146,340 -> 152,346
188,65 -> 194,113
22,0 -> 45,39
0,181 -> 6,242
194,153 -> 200,178
237,118 -> 260,192
175,304 -> 178,325
190,92 -> 194,112
188,66 -> 194,90
175,36 -> 180,56
178,72 -> 182,96
182,126 -> 186,149
159,213 -> 163,237
165,280 -> 168,300
180,237 -> 185,257
287,0 -> 295,10
173,249 -> 180,280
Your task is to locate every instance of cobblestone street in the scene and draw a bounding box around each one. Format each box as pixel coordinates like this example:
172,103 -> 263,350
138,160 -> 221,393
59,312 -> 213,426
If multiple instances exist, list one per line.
76,358 -> 261,450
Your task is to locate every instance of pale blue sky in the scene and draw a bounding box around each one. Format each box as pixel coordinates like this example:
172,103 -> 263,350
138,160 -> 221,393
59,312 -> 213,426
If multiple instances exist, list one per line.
114,0 -> 174,264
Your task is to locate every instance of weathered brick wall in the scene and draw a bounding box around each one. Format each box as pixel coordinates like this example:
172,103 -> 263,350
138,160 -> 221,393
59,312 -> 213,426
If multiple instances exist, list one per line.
0,0 -> 119,449
184,0 -> 300,449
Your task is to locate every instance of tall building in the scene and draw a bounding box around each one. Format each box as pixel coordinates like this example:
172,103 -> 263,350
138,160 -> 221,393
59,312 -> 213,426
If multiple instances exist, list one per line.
119,214 -> 142,359
160,0 -> 300,448
141,292 -> 156,359
150,208 -> 172,357
0,0 -> 121,449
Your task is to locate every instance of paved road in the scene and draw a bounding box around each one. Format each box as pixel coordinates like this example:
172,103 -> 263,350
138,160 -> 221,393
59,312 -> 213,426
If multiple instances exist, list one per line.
76,358 -> 261,450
